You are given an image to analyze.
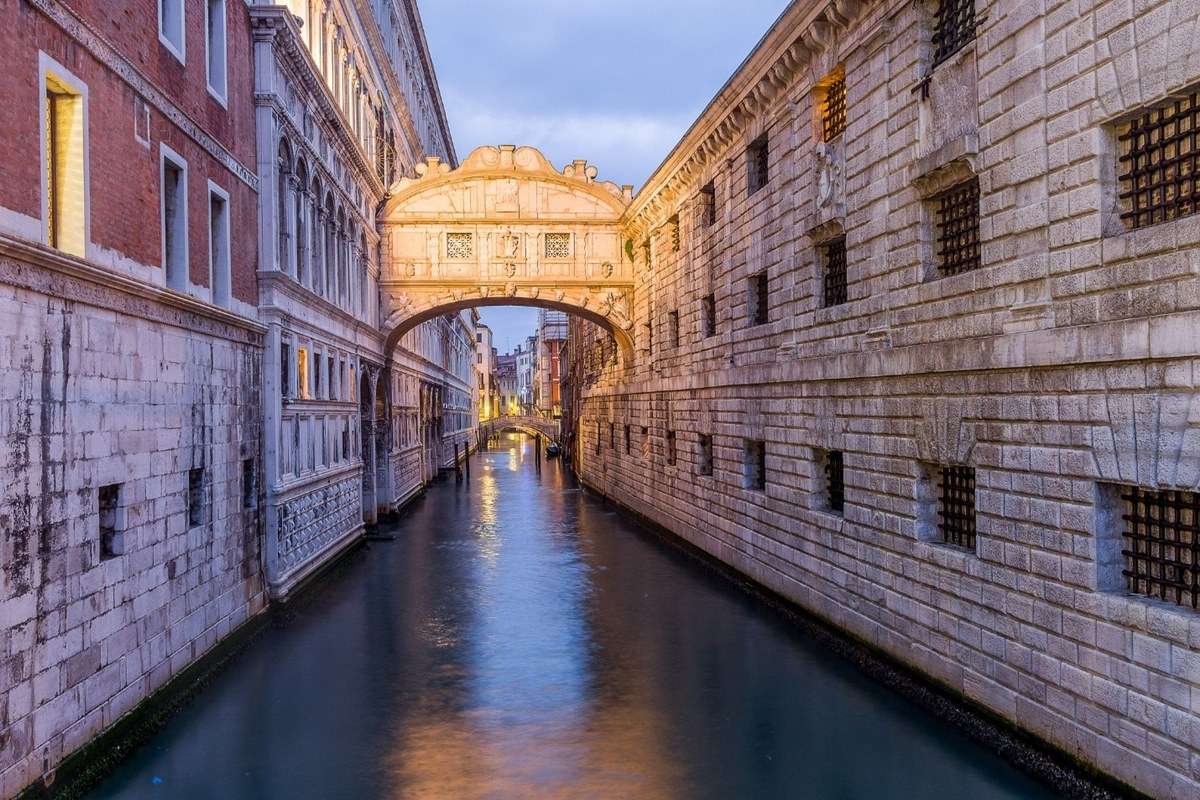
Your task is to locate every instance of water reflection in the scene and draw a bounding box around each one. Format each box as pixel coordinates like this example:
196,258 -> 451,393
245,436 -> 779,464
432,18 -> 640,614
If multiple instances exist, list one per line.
91,433 -> 1058,799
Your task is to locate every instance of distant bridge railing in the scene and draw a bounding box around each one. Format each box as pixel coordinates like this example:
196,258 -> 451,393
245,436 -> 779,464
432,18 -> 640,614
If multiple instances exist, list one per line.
481,415 -> 561,446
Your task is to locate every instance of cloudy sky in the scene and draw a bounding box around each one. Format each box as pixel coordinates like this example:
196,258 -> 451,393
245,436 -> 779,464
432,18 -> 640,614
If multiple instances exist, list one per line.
419,0 -> 791,351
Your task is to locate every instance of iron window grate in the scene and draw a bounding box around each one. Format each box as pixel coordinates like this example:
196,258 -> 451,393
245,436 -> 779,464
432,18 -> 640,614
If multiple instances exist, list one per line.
446,232 -> 473,259
1120,486 -> 1200,610
1118,90 -> 1200,229
669,310 -> 680,348
826,451 -> 845,513
747,135 -> 769,195
666,431 -> 677,466
932,0 -> 977,69
823,237 -> 848,307
699,434 -> 714,475
938,465 -> 976,549
747,440 -> 767,490
935,179 -> 981,276
545,233 -> 572,258
700,182 -> 717,226
823,76 -> 846,141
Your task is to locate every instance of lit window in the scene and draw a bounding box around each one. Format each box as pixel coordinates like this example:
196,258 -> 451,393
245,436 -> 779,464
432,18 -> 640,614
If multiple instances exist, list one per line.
42,65 -> 87,257
159,0 -> 186,63
208,183 -> 230,307
297,347 -> 310,399
205,0 -> 227,103
822,71 -> 846,141
161,146 -> 189,291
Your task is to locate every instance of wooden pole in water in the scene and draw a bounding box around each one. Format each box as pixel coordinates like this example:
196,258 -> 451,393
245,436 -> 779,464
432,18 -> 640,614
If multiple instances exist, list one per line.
464,438 -> 471,479
535,432 -> 542,469
454,442 -> 462,481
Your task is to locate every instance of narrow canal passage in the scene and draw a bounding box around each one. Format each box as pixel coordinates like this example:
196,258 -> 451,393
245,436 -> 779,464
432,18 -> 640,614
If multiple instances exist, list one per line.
93,433 -> 1058,799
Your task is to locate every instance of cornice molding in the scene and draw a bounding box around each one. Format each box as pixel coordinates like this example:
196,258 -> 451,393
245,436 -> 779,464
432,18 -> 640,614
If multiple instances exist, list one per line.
623,0 -> 876,238
27,0 -> 258,190
0,234 -> 265,347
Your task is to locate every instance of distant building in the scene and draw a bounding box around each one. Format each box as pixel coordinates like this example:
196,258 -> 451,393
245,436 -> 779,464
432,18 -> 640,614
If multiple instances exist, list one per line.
535,310 -> 568,418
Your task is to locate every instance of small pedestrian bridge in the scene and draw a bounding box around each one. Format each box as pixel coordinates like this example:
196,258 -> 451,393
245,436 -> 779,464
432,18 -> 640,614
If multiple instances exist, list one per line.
482,415 -> 561,446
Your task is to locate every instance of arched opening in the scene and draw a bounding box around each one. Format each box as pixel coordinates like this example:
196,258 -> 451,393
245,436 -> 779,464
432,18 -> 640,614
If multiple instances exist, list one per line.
374,372 -> 391,517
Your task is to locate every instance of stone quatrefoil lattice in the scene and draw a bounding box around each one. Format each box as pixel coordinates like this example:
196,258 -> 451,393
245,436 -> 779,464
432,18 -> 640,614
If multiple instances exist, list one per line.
378,145 -> 636,361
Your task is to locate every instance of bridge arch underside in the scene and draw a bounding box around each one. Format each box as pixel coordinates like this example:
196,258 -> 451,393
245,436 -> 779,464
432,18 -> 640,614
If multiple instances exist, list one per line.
383,295 -> 632,364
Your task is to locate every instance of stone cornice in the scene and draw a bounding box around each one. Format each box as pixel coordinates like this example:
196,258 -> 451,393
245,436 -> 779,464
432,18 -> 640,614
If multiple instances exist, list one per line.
258,270 -> 381,342
251,6 -> 386,200
623,0 -> 874,238
0,234 -> 265,346
28,0 -> 258,190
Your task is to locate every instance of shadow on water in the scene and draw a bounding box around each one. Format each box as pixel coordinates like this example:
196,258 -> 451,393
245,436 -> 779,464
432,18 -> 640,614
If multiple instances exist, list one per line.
89,432 -> 1062,799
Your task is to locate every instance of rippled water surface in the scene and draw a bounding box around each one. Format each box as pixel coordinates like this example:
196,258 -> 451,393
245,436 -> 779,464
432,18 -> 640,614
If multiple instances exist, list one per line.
92,433 -> 1058,799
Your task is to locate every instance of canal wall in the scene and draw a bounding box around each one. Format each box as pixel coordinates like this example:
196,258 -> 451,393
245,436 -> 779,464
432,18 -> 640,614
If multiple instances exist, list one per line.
0,241 -> 269,798
567,1 -> 1200,798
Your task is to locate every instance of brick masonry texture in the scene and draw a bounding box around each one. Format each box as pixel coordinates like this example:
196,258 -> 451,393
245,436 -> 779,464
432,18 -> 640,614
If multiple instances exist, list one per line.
567,1 -> 1200,797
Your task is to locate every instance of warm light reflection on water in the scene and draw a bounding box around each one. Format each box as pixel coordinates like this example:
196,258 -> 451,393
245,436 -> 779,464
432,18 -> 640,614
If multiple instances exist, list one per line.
91,431 -> 1059,800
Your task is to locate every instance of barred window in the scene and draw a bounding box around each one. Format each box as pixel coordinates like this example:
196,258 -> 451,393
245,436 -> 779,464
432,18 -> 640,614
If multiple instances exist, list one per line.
934,178 -> 981,276
932,0 -> 977,70
823,450 -> 845,514
609,422 -> 615,449
1118,90 -> 1200,229
938,465 -> 976,550
745,440 -> 767,490
668,213 -> 681,251
747,134 -> 769,196
666,431 -> 677,466
823,75 -> 846,142
624,424 -> 631,455
187,468 -> 206,528
98,483 -> 123,559
700,181 -> 717,227
698,434 -> 714,476
640,426 -> 649,458
822,237 -> 847,307
669,310 -> 680,348
446,232 -> 473,259
702,293 -> 717,337
1118,486 -> 1200,611
545,232 -> 572,258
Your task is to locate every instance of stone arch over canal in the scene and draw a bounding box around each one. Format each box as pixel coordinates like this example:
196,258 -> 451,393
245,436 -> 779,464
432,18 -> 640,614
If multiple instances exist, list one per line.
377,145 -> 636,365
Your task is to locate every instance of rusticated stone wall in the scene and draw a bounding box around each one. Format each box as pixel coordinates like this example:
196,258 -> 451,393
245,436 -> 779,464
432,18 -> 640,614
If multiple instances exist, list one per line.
569,1 -> 1200,797
0,254 -> 266,798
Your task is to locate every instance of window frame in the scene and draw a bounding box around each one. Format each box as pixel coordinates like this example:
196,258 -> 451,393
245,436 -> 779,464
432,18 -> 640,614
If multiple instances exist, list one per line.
158,0 -> 187,65
746,134 -> 769,196
160,143 -> 190,292
207,180 -> 231,308
39,53 -> 90,258
205,0 -> 228,106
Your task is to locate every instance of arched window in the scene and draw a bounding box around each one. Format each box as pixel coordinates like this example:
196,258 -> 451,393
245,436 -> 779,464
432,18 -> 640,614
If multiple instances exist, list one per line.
276,140 -> 292,275
309,177 -> 322,292
324,196 -> 336,298
294,159 -> 308,285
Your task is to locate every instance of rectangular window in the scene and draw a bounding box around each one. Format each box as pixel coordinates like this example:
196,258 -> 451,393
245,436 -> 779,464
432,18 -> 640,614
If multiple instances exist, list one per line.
669,310 -> 680,348
642,239 -> 652,269
823,237 -> 848,307
1118,89 -> 1200,229
42,68 -> 87,257
666,431 -> 677,466
1109,486 -> 1200,611
314,351 -> 323,399
208,184 -> 230,307
187,467 -> 205,528
932,0 -> 977,69
668,213 -> 681,251
823,450 -> 845,514
98,483 -> 123,559
640,426 -> 649,459
938,465 -> 976,550
745,440 -> 766,490
822,74 -> 847,141
624,424 -> 631,455
545,233 -> 572,259
595,421 -> 601,455
698,434 -> 713,476
702,293 -> 717,338
161,146 -> 189,291
159,0 -> 186,62
609,422 -> 615,449
934,178 -> 980,277
747,134 -> 769,196
700,181 -> 716,227
280,342 -> 291,399
242,459 -> 256,509
296,347 -> 309,400
446,232 -> 473,259
327,355 -> 335,399
205,0 -> 227,103
749,271 -> 769,325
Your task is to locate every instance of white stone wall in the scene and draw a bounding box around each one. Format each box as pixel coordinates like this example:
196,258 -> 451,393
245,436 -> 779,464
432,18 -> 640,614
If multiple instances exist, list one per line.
0,270 -> 265,798
572,1 -> 1200,797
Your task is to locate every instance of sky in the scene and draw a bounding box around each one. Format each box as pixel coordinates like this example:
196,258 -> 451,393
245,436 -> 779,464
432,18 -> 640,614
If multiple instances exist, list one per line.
418,0 -> 792,352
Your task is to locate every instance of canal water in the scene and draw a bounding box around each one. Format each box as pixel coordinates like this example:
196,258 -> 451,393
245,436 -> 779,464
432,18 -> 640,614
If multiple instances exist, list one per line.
92,432 -> 1059,799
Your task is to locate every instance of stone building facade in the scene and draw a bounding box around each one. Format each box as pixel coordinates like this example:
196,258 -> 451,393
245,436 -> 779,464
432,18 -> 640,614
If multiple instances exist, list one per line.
567,1 -> 1200,797
248,0 -> 466,596
0,1 -> 265,795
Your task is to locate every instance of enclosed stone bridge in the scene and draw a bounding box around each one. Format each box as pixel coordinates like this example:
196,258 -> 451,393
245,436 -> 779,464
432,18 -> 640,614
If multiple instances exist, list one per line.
378,145 -> 635,363
483,415 -> 562,446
